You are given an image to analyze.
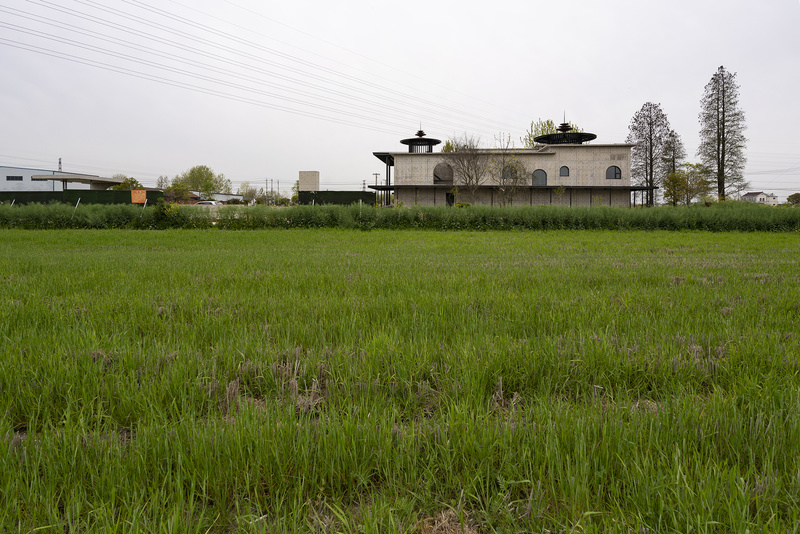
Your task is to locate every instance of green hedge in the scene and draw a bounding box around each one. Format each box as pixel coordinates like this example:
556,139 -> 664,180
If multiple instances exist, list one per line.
0,202 -> 212,230
1,201 -> 798,231
216,202 -> 800,232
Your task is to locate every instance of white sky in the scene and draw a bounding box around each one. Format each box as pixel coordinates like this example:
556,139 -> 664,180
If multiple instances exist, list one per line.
1,0 -> 798,199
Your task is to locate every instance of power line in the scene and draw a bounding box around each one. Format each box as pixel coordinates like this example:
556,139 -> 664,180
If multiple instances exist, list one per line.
0,11 -> 504,136
15,0 -> 521,136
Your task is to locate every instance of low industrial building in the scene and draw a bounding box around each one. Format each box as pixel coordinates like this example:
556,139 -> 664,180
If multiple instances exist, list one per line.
1,165 -> 124,192
372,125 -> 651,207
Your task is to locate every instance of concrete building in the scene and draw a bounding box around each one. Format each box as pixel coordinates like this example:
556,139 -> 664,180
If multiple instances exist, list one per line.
372,125 -> 652,207
741,191 -> 779,206
298,171 -> 320,192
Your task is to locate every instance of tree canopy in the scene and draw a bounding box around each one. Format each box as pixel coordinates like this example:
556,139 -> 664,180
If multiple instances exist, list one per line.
698,66 -> 748,201
627,102 -> 672,207
173,165 -> 232,200
111,175 -> 144,190
520,119 -> 582,148
661,130 -> 687,179
663,163 -> 712,206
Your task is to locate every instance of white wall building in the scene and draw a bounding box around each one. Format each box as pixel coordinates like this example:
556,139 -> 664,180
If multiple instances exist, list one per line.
741,191 -> 779,206
2,166 -> 66,192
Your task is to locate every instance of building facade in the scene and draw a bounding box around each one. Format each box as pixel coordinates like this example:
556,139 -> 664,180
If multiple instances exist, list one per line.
373,128 -> 648,207
741,191 -> 779,206
2,166 -> 64,192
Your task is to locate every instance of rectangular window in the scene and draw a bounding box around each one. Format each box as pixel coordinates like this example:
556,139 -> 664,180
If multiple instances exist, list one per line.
6,176 -> 23,181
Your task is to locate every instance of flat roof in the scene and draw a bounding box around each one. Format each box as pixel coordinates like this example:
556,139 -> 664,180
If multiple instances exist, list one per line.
370,184 -> 656,191
374,145 -> 634,164
32,173 -> 124,185
1,165 -> 58,173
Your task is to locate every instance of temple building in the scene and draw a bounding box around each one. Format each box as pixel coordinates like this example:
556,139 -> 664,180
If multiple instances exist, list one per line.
372,124 -> 652,207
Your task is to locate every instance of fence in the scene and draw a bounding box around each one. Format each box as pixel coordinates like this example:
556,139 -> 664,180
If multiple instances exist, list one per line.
0,190 -> 163,205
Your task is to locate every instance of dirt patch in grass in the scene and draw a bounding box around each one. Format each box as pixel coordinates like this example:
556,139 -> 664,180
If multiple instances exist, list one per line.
417,510 -> 478,534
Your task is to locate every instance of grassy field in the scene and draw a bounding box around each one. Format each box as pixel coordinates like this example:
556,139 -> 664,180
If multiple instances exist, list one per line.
1,229 -> 799,532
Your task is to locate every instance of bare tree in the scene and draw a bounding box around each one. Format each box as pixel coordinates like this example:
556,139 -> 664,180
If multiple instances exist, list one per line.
441,133 -> 489,204
237,181 -> 259,202
627,102 -> 671,206
698,66 -> 748,201
490,133 -> 527,206
661,129 -> 687,180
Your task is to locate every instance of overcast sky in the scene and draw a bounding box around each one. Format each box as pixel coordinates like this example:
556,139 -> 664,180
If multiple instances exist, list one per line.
1,0 -> 798,199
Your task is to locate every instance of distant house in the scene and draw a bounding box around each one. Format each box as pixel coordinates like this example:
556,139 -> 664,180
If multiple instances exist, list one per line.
372,125 -> 653,207
741,191 -> 779,206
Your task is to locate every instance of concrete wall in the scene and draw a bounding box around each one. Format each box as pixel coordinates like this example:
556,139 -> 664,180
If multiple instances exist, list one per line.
388,144 -> 635,207
392,145 -> 633,189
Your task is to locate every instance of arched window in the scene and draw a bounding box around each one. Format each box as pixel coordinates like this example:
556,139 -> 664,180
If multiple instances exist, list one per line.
433,163 -> 453,184
532,169 -> 547,186
560,166 -> 570,177
606,166 -> 621,180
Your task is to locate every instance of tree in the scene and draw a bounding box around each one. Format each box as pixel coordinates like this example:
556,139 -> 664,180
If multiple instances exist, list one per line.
173,165 -> 232,200
441,133 -> 489,204
661,130 -> 687,181
627,102 -> 671,207
687,164 -> 714,204
162,182 -> 192,203
520,119 -> 582,148
111,174 -> 144,190
156,175 -> 171,189
662,172 -> 685,207
786,193 -> 800,206
237,181 -> 259,201
698,66 -> 748,201
681,163 -> 713,205
662,163 -> 712,207
489,133 -> 527,206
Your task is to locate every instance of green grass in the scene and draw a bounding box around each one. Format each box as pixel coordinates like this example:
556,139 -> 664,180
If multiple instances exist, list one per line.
1,229 -> 799,532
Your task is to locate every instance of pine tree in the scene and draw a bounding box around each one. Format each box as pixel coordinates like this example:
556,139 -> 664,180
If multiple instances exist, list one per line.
697,66 -> 748,201
626,102 -> 671,206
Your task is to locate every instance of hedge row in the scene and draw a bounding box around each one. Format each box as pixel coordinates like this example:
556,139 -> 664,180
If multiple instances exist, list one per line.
0,202 -> 211,230
1,201 -> 798,231
217,202 -> 800,232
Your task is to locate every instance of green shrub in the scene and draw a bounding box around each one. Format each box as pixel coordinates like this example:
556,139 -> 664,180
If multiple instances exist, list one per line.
1,201 -> 798,231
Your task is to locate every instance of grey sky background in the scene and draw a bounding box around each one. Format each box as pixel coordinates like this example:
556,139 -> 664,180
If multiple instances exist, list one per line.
1,0 -> 798,199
